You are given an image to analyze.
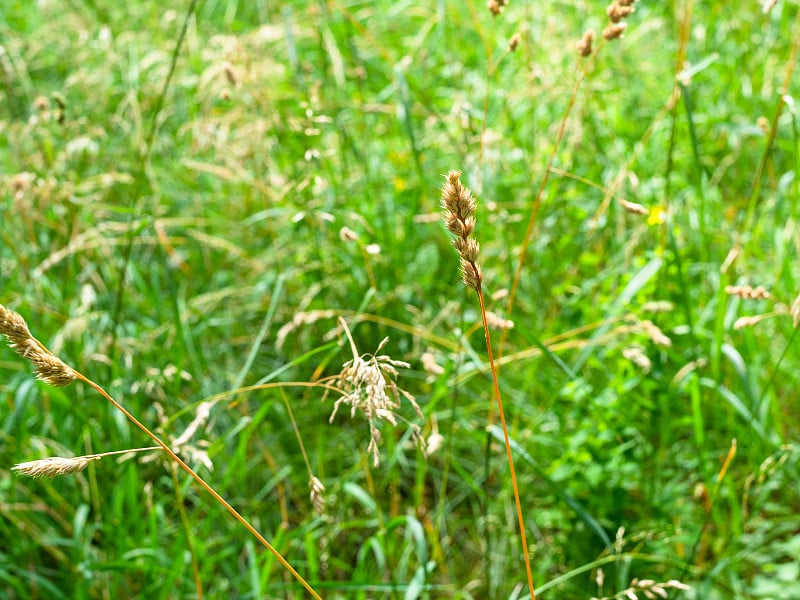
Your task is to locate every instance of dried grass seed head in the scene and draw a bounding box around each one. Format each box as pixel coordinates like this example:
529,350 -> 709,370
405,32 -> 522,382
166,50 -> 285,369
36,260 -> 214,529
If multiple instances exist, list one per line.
603,22 -> 627,40
0,304 -> 33,345
327,319 -> 424,467
487,0 -> 508,16
577,29 -> 595,56
441,171 -> 477,234
441,171 -> 483,291
607,1 -> 635,22
12,456 -> 99,478
0,304 -> 76,387
309,475 -> 326,515
725,284 -> 770,300
619,198 -> 649,215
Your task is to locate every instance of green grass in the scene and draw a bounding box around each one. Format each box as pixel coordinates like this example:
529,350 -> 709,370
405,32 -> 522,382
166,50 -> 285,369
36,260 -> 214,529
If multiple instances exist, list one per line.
1,1 -> 799,598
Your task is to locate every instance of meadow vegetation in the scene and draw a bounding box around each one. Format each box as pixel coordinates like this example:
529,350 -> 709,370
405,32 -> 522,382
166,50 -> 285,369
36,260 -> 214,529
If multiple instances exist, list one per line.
1,0 -> 799,598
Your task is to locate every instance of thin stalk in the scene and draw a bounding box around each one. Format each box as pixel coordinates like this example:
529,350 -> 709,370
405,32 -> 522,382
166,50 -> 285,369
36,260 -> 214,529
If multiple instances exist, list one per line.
70,370 -> 323,600
496,40 -> 606,381
169,463 -> 204,600
477,286 -> 536,600
742,8 -> 800,241
441,171 -> 536,598
110,0 -> 199,360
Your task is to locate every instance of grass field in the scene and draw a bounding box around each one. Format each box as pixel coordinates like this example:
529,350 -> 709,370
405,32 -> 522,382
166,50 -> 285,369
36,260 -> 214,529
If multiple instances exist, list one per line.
1,1 -> 799,598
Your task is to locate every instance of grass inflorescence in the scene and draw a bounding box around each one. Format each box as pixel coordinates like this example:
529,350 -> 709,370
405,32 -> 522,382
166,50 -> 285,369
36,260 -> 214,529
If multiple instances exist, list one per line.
1,1 -> 799,598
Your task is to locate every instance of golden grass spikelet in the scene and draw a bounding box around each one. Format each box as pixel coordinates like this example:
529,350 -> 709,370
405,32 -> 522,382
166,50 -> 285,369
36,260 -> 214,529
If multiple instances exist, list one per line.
12,456 -> 99,478
641,300 -> 674,314
339,226 -> 358,242
791,292 -> 800,328
11,446 -> 161,479
623,346 -> 652,373
733,314 -> 768,330
618,198 -> 649,216
0,304 -> 76,387
485,311 -> 515,330
0,304 -> 33,345
640,319 -> 672,347
309,475 -> 326,516
441,171 -> 483,291
725,284 -> 770,300
487,0 -> 508,16
602,22 -> 627,40
576,29 -> 595,57
420,351 -> 445,376
606,1 -> 635,23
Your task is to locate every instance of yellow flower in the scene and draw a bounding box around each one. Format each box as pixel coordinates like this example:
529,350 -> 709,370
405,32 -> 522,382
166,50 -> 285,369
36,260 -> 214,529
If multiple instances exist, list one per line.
647,205 -> 667,225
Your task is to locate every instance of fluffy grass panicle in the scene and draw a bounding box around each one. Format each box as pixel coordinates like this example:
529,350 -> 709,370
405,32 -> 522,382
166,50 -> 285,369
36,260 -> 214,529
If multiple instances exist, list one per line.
326,318 -> 424,467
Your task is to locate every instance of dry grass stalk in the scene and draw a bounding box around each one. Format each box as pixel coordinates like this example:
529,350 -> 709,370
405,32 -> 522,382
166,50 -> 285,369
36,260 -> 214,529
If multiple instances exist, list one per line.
441,170 -> 536,600
326,317 -> 423,467
0,304 -> 76,387
792,292 -> 800,327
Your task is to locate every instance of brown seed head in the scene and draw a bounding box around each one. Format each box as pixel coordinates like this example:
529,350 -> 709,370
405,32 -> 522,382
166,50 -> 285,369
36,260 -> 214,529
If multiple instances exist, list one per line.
725,285 -> 771,300
508,33 -> 521,52
607,1 -> 635,22
576,30 -> 595,57
33,96 -> 50,112
0,304 -> 33,347
603,22 -> 627,40
487,0 -> 507,15
441,171 -> 483,291
0,304 -> 76,387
